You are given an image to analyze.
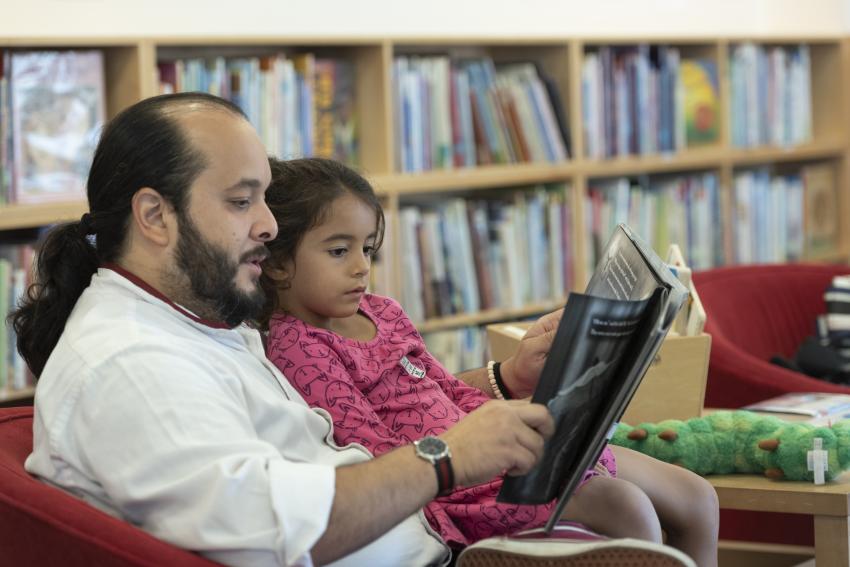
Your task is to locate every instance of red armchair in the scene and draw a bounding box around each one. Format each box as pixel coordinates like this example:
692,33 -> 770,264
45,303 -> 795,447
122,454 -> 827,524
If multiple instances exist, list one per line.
0,406 -> 220,567
693,263 -> 850,548
694,263 -> 850,409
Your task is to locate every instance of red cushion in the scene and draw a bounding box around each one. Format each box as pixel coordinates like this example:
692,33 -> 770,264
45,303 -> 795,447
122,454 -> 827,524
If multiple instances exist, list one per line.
0,407 -> 220,567
694,263 -> 850,546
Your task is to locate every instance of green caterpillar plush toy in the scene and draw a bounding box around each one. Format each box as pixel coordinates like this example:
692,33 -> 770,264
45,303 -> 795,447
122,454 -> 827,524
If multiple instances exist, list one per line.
611,410 -> 850,482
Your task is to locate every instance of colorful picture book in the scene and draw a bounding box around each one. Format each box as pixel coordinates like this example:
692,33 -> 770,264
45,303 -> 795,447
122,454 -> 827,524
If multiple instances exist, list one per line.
680,59 -> 719,147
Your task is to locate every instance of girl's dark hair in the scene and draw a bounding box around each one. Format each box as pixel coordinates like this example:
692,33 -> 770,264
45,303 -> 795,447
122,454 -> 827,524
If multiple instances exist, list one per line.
259,157 -> 385,326
11,92 -> 246,378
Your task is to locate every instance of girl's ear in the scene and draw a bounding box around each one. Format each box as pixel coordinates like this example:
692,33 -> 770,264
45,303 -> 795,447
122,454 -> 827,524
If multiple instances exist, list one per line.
264,263 -> 292,288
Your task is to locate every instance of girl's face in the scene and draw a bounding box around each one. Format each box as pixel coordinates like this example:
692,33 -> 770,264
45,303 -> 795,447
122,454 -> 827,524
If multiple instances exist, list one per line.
275,192 -> 379,330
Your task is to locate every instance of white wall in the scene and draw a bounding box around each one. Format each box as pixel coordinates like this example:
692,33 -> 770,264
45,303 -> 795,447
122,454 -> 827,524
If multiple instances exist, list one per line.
1,0 -> 848,38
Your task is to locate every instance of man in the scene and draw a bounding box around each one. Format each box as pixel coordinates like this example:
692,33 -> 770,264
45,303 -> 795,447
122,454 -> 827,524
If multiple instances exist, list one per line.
14,92 -> 555,566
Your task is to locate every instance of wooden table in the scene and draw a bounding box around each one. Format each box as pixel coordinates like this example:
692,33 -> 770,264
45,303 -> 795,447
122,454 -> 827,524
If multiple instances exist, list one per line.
710,473 -> 850,566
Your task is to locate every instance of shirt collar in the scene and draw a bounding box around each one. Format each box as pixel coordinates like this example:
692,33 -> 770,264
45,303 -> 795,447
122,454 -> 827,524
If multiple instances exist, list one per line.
101,262 -> 233,330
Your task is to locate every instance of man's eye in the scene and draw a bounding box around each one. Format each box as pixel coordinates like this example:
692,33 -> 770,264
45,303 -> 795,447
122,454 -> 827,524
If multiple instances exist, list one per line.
329,248 -> 348,257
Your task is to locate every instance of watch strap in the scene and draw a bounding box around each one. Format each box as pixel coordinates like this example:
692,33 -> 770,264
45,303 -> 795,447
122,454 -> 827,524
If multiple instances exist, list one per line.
435,454 -> 454,497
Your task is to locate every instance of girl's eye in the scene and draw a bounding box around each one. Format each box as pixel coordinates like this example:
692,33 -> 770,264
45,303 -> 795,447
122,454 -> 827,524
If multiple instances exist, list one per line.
329,248 -> 348,258
363,246 -> 376,257
231,199 -> 251,209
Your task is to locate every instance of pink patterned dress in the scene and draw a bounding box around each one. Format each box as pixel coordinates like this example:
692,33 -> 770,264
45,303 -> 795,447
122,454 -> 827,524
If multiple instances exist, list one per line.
266,293 -> 616,547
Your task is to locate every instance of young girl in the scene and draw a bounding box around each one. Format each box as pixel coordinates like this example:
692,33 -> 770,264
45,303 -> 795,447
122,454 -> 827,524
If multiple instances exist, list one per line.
259,157 -> 719,565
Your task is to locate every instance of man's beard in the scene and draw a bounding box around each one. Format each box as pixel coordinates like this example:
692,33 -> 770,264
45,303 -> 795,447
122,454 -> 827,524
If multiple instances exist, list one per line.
172,214 -> 267,327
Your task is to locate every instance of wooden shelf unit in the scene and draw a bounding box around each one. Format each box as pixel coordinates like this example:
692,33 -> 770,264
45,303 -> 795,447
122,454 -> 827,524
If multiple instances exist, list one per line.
2,36 -> 849,332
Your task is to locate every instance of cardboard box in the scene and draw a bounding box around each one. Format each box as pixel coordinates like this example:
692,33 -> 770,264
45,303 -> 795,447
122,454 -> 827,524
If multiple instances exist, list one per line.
486,322 -> 711,424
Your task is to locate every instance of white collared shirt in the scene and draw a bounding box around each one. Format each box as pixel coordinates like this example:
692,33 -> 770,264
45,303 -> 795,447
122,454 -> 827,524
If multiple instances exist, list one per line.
25,267 -> 448,567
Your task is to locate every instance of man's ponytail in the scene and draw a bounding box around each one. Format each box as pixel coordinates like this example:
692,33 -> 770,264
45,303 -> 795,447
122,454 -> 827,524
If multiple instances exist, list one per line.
11,220 -> 99,377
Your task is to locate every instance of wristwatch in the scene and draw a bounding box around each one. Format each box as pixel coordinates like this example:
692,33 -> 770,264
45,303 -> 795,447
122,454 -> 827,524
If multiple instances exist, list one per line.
413,436 -> 454,496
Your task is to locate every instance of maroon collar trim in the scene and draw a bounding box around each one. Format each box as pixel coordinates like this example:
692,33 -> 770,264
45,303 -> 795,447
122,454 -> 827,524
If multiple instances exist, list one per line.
102,263 -> 232,330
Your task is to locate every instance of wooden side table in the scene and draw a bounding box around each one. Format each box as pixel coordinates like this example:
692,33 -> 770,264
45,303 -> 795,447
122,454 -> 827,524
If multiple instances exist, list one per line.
710,473 -> 850,566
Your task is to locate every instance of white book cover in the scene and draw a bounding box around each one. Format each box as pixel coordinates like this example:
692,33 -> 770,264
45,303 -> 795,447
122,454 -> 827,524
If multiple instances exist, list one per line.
442,200 -> 479,313
402,70 -> 425,172
581,53 -> 601,159
497,206 -> 524,309
734,171 -> 754,264
452,69 -> 476,167
527,189 -> 550,302
786,174 -> 805,261
10,267 -> 27,389
431,57 -> 453,170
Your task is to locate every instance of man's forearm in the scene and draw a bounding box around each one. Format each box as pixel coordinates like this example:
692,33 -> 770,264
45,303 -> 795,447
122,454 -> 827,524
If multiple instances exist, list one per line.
311,444 -> 437,565
312,398 -> 555,564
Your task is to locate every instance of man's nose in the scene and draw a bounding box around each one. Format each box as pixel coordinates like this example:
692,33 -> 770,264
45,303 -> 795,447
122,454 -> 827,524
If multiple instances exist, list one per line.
254,201 -> 278,242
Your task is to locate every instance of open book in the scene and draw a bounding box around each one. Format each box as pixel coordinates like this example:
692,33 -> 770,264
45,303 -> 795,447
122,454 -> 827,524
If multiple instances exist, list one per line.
744,393 -> 850,425
497,224 -> 688,532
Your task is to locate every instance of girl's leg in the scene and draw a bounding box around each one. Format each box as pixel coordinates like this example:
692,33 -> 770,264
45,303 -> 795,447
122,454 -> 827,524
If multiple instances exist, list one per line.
611,445 -> 720,567
560,474 -> 663,543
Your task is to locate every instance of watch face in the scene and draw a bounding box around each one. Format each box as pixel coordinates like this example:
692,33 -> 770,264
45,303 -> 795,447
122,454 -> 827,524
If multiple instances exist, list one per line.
417,436 -> 448,458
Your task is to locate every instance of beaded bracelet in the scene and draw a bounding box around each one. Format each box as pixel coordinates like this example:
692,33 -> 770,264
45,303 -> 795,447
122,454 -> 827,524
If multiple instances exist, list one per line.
486,360 -> 505,400
492,361 -> 512,400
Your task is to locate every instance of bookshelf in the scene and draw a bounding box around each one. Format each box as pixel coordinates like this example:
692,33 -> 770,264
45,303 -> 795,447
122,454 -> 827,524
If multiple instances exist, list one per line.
1,35 -> 849,390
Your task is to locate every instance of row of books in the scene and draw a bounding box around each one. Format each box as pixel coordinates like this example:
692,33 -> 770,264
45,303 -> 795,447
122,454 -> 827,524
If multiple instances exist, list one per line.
393,57 -> 570,173
0,50 -> 106,205
394,184 -> 573,323
729,43 -> 812,149
421,326 -> 489,375
0,243 -> 35,394
581,46 -> 720,159
732,164 -> 837,264
158,53 -> 358,166
585,172 -> 723,274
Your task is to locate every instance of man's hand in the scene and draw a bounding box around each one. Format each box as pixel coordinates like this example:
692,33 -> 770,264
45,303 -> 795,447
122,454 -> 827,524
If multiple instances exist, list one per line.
440,400 -> 554,486
500,308 -> 564,398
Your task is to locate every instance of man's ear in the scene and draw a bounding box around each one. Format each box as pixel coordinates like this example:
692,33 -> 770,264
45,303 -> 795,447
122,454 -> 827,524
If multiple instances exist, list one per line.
131,187 -> 174,247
